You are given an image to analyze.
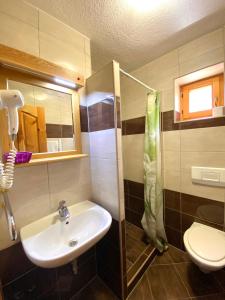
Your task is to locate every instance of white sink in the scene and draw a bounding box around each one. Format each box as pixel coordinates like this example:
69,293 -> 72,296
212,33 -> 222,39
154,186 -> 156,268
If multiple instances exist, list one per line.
20,201 -> 112,268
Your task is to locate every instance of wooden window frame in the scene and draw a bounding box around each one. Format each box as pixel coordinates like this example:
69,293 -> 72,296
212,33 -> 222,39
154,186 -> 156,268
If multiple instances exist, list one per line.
180,74 -> 224,121
0,66 -> 82,162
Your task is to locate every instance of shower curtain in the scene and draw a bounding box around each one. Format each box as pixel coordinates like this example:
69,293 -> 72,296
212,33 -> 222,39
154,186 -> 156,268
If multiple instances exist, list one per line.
141,91 -> 168,253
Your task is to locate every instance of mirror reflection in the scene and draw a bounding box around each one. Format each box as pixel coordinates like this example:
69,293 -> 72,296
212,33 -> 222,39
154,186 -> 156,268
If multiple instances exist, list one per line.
7,80 -> 75,154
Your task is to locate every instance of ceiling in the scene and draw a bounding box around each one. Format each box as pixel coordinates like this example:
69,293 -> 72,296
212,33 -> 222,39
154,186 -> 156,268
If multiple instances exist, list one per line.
26,0 -> 225,72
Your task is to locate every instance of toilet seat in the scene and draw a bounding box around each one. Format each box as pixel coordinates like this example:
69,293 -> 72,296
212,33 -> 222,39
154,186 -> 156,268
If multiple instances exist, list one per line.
183,222 -> 225,272
187,225 -> 225,262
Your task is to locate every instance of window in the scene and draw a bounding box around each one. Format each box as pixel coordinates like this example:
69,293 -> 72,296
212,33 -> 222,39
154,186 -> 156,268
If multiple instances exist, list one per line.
180,74 -> 224,121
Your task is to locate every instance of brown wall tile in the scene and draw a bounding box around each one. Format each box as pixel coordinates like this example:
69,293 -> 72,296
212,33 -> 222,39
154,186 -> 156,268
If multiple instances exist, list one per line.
181,193 -> 224,226
165,208 -> 181,231
96,218 -> 125,299
162,111 -> 180,131
80,105 -> 88,132
164,189 -> 180,211
1,243 -> 97,299
88,99 -> 115,132
61,125 -> 74,138
46,124 -> 74,138
162,110 -> 225,132
122,117 -> 145,135
165,226 -> 182,249
0,243 -> 34,286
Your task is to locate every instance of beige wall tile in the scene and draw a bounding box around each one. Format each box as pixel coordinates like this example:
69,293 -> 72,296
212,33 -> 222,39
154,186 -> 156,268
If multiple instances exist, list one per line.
122,134 -> 144,183
180,127 -> 225,152
181,169 -> 225,202
160,88 -> 174,112
178,29 -> 224,64
48,158 -> 91,210
39,10 -> 85,51
163,130 -> 180,151
163,169 -> 181,192
90,157 -> 120,220
0,11 -> 39,56
39,31 -> 85,73
85,38 -> 91,56
85,54 -> 92,78
163,151 -> 180,171
8,165 -> 50,226
0,0 -> 38,27
81,132 -> 90,154
181,151 -> 225,171
179,47 -> 224,76
89,129 -> 116,159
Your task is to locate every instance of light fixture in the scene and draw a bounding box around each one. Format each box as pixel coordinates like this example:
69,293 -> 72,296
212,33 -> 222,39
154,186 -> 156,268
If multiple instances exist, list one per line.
54,77 -> 76,88
127,0 -> 164,12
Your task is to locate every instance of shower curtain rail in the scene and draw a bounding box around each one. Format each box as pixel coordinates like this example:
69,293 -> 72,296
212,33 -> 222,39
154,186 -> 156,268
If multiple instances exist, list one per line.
120,68 -> 156,92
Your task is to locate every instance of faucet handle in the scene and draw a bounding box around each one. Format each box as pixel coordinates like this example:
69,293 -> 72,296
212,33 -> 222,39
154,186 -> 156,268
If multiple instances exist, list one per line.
58,200 -> 66,209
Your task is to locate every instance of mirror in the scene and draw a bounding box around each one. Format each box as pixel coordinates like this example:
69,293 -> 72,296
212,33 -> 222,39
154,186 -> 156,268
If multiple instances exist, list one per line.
7,80 -> 75,154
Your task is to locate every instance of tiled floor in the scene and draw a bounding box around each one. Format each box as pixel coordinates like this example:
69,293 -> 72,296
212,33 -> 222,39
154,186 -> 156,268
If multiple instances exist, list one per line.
126,221 -> 154,271
128,245 -> 225,300
80,245 -> 225,300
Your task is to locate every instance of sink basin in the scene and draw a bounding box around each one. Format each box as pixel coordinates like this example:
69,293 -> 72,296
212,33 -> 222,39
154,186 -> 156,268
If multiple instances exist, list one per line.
20,201 -> 112,268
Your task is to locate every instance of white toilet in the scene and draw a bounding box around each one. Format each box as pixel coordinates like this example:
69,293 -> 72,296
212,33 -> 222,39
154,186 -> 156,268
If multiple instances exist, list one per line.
183,222 -> 225,273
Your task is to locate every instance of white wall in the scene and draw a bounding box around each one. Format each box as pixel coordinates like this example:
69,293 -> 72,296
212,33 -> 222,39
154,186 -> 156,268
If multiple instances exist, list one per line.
0,0 -> 92,249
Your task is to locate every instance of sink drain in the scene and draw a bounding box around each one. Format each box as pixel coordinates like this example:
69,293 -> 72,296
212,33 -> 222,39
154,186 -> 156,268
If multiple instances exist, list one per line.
69,239 -> 78,247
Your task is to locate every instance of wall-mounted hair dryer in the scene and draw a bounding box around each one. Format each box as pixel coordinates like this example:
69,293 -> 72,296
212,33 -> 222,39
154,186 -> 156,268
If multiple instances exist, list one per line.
0,89 -> 24,241
0,90 -> 24,140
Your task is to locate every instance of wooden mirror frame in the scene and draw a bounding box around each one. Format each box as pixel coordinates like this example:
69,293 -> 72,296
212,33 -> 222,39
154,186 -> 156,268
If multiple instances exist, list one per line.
0,66 -> 83,164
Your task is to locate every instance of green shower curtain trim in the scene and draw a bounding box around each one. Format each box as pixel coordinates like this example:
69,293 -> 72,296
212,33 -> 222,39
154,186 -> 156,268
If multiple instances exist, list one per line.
141,91 -> 168,253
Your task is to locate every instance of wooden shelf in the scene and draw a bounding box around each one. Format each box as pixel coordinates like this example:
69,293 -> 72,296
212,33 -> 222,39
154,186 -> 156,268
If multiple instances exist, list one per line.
16,154 -> 88,167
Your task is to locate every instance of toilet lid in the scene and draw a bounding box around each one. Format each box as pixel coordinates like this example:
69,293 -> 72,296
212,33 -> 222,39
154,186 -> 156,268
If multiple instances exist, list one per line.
188,226 -> 225,262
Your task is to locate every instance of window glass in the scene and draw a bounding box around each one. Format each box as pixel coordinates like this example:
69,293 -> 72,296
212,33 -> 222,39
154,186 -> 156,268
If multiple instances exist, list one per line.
189,85 -> 212,113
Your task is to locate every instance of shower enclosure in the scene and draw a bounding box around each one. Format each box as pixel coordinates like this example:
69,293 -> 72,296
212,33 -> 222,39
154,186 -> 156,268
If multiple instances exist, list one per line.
120,70 -> 157,293
85,61 -> 158,299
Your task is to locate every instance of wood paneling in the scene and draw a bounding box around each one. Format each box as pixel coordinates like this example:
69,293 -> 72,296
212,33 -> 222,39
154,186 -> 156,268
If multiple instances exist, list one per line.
0,44 -> 84,88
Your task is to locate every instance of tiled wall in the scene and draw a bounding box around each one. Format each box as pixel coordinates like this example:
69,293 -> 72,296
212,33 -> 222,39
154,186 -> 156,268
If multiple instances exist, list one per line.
0,0 -> 94,298
0,0 -> 92,250
121,27 -> 225,247
1,243 -> 96,299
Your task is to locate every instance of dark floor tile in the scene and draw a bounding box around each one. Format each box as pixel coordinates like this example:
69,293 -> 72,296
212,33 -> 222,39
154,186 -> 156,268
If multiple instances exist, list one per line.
73,277 -> 118,300
152,245 -> 191,265
152,249 -> 173,265
128,274 -> 153,300
175,262 -> 223,297
214,269 -> 225,292
126,221 -> 146,242
168,245 -> 191,263
126,235 -> 146,263
126,259 -> 133,271
146,264 -> 189,300
127,254 -> 148,284
190,294 -> 225,300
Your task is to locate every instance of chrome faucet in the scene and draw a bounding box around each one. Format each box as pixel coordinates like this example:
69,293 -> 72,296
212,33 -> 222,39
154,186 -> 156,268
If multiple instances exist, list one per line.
58,200 -> 70,221
2,192 -> 17,241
